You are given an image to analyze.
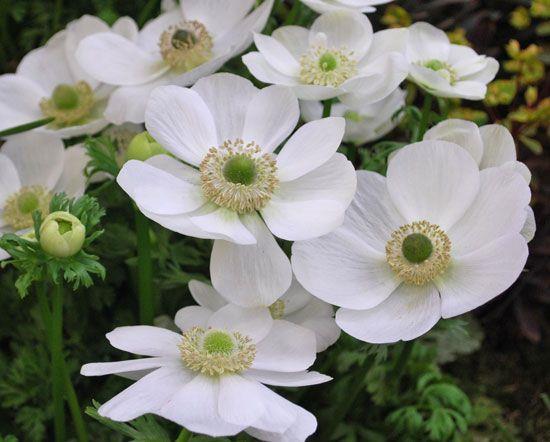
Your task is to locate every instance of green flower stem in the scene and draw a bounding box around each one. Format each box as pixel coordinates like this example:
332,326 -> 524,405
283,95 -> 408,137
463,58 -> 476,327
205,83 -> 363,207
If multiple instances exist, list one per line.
391,341 -> 415,380
175,428 -> 192,442
135,207 -> 154,325
51,282 -> 66,442
415,94 -> 433,142
0,117 -> 54,137
322,100 -> 333,118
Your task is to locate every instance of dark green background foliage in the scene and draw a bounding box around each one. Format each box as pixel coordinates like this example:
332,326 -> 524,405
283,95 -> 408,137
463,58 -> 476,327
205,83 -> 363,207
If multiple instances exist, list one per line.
0,1 -> 548,441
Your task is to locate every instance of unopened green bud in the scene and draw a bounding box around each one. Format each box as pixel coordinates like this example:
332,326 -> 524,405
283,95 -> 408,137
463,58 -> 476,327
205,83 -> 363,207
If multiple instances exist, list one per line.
125,131 -> 167,162
39,211 -> 85,258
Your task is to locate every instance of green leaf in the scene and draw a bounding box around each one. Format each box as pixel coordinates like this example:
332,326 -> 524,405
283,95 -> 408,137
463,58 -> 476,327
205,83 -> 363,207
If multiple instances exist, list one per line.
84,136 -> 121,179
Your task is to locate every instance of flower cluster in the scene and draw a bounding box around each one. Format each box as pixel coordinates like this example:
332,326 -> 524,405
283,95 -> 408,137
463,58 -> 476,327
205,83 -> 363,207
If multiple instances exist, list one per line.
0,1 -> 536,441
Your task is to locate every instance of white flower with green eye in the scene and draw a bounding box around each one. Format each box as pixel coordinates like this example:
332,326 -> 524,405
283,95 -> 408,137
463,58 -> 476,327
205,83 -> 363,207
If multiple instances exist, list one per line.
405,22 -> 499,100
0,133 -> 88,260
116,73 -> 356,306
292,141 -> 530,343
300,88 -> 406,145
0,15 -> 136,138
424,119 -> 536,242
243,10 -> 409,102
81,304 -> 330,441
76,0 -> 274,125
301,0 -> 394,14
188,277 -> 340,352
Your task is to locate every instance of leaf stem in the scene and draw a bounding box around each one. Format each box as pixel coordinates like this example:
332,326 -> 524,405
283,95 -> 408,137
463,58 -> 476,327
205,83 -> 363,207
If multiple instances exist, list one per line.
0,117 -> 54,137
322,99 -> 333,118
51,282 -> 66,442
415,94 -> 433,141
135,207 -> 154,325
175,428 -> 192,442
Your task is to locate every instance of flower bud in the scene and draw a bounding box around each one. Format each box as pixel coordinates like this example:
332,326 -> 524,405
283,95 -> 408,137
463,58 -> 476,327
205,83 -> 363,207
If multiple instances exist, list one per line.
125,131 -> 167,162
39,211 -> 85,258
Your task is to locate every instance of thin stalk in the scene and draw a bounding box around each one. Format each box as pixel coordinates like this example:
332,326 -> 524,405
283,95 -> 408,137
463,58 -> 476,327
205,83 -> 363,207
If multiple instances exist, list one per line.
134,207 -> 154,325
175,428 -> 192,442
51,282 -> 66,442
0,117 -> 54,137
415,94 -> 433,141
391,341 -> 414,380
322,100 -> 333,118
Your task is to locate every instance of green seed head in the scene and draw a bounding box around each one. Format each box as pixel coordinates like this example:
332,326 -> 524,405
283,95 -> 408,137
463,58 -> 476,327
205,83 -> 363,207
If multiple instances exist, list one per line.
223,155 -> 257,185
402,233 -> 433,263
52,84 -> 79,110
172,29 -> 197,47
424,59 -> 446,71
203,331 -> 234,355
17,191 -> 39,214
319,52 -> 338,72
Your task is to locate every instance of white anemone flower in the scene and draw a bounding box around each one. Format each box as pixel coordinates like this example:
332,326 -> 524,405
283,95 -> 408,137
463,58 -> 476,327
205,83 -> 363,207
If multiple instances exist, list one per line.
301,0 -> 394,14
405,22 -> 499,100
117,73 -> 356,306
292,141 -> 530,343
76,0 -> 274,124
424,119 -> 536,242
0,133 -> 88,260
0,15 -> 136,138
243,10 -> 409,102
300,88 -> 406,144
188,278 -> 340,352
81,304 -> 330,440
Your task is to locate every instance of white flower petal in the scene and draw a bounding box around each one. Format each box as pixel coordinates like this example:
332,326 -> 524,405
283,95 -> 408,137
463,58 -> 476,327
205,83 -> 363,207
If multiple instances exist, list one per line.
253,320 -> 316,372
207,304 -> 273,343
81,357 -> 175,376
145,85 -> 218,165
272,26 -> 310,59
436,234 -> 528,318
106,326 -> 182,357
193,73 -> 258,142
174,305 -> 212,331
138,10 -> 183,52
406,22 -> 450,63
188,279 -> 228,311
246,369 -> 331,387
210,214 -> 292,307
2,133 -> 64,189
76,33 -> 168,86
218,375 -> 265,426
242,85 -> 299,153
310,10 -> 373,60
500,160 -> 531,184
291,84 -> 341,100
253,33 -> 300,77
424,119 -> 484,165
159,374 -> 245,436
190,206 -> 257,245
449,167 -> 531,256
0,74 -> 44,131
276,117 -> 345,181
363,28 -> 408,62
146,154 -> 201,184
336,283 -> 441,343
139,209 -> 219,239
117,160 -> 204,215
53,145 -> 88,197
447,81 -> 487,100
262,154 -> 356,241
246,384 -> 297,434
243,52 -> 301,86
479,124 -> 516,168
521,206 -> 536,242
0,155 -> 22,206
112,16 -> 140,41
463,57 -> 499,84
386,140 -> 480,229
279,277 -> 314,315
99,366 -> 192,422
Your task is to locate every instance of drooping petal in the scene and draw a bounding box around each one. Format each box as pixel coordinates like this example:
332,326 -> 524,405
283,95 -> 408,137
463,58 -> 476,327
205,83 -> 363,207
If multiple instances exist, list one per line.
262,153 -> 356,241
253,320 -> 316,372
336,283 -> 441,343
98,366 -> 192,421
242,85 -> 299,153
207,304 -> 273,343
386,140 -> 480,229
218,375 -> 265,426
276,117 -> 345,181
436,234 -> 528,318
423,119 -> 484,165
117,160 -> 205,215
159,374 -> 245,436
246,369 -> 331,387
479,124 -> 517,168
76,33 -> 168,86
145,85 -> 218,165
188,279 -> 228,311
210,214 -> 292,307
174,305 -> 213,331
193,73 -> 258,142
1,133 -> 64,190
449,167 -> 531,256
81,357 -> 175,377
106,326 -> 183,357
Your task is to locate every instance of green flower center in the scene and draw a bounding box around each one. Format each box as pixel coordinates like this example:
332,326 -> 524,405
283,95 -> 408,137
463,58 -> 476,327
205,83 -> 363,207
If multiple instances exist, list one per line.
17,191 -> 40,214
172,29 -> 198,47
52,84 -> 80,110
203,331 -> 235,355
422,59 -> 458,85
223,155 -> 257,185
57,219 -> 73,235
402,233 -> 433,263
40,81 -> 95,126
3,186 -> 52,230
268,300 -> 285,320
319,52 -> 338,72
424,59 -> 446,71
159,21 -> 213,71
